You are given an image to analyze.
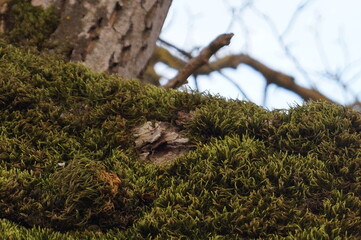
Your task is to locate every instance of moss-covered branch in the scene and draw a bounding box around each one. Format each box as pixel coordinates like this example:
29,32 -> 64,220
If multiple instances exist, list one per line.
0,42 -> 360,239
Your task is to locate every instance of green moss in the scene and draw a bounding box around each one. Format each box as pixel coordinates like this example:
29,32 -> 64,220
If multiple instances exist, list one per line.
186,99 -> 272,142
2,0 -> 59,49
150,135 -> 360,238
0,41 -> 360,239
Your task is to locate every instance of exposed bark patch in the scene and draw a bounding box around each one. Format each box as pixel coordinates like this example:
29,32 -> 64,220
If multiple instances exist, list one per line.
133,121 -> 192,165
175,110 -> 193,127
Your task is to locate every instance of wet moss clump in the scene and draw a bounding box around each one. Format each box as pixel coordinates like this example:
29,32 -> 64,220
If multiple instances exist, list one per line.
0,41 -> 360,239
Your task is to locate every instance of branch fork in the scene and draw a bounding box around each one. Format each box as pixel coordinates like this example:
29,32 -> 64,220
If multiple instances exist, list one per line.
164,33 -> 234,89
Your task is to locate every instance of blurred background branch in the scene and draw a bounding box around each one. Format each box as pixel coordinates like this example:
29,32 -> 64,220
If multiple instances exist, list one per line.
145,0 -> 361,110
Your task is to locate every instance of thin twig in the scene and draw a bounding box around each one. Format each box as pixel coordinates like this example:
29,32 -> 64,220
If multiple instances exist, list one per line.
217,70 -> 251,101
250,5 -> 317,89
158,38 -> 193,59
164,33 -> 234,89
282,0 -> 316,37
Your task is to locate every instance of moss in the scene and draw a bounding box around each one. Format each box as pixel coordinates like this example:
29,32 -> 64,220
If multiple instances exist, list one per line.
2,0 -> 59,50
0,41 -> 360,239
186,99 -> 272,142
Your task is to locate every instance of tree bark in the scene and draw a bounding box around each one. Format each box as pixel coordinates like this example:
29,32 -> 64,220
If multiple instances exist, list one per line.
1,0 -> 172,79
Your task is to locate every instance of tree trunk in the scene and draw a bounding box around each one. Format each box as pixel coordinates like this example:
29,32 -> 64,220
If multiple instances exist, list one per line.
0,0 -> 172,79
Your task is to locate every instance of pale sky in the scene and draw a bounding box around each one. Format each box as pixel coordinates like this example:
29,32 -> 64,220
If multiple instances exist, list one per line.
159,0 -> 361,109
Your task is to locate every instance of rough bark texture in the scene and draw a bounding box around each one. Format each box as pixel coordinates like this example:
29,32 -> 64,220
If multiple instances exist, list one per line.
1,0 -> 172,78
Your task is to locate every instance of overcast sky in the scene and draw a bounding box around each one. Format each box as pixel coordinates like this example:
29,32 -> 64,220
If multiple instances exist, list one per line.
159,0 -> 361,109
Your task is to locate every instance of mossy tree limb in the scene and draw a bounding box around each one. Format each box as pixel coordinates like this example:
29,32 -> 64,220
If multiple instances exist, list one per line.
0,41 -> 360,238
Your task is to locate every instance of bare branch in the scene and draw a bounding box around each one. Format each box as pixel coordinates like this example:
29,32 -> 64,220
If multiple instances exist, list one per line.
163,33 -> 234,89
152,46 -> 333,102
250,5 -> 317,89
152,46 -> 186,70
217,70 -> 251,101
282,0 -> 317,37
151,44 -> 250,100
199,53 -> 333,102
158,38 -> 193,59
313,15 -> 331,70
262,83 -> 270,106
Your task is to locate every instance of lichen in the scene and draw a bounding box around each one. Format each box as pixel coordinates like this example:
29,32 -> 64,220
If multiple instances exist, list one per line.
0,41 -> 360,239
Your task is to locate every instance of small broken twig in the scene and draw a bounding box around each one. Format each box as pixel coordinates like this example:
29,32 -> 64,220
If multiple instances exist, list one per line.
164,33 -> 234,89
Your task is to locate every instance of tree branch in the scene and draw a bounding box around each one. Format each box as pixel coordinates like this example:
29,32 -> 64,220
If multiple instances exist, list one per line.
163,33 -> 234,89
227,54 -> 333,102
152,46 -> 334,102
